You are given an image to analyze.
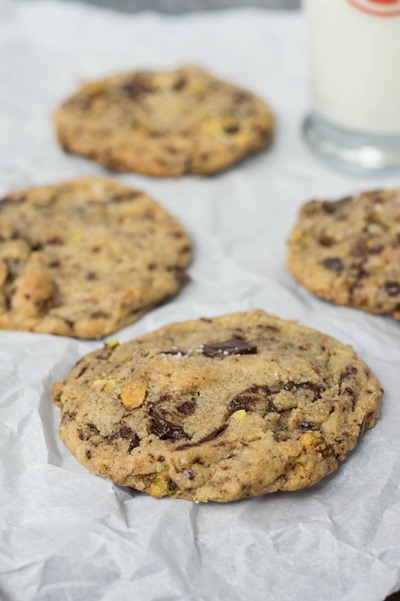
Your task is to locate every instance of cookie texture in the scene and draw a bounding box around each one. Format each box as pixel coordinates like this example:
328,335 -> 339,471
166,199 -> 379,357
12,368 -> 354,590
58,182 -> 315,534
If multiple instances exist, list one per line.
287,189 -> 400,319
52,310 -> 383,502
53,65 -> 274,177
0,177 -> 191,338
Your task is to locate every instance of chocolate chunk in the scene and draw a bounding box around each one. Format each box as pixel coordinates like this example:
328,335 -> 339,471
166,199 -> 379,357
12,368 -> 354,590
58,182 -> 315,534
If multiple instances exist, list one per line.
87,423 -> 100,435
177,400 -> 196,415
202,337 -> 257,358
176,425 -> 226,450
228,394 -> 256,413
322,258 -> 343,273
175,270 -> 190,286
197,426 -> 226,443
46,237 -> 63,246
322,196 -> 352,214
233,91 -> 250,104
76,365 -> 88,379
122,80 -> 153,98
224,125 -> 239,134
90,311 -> 109,319
86,272 -> 96,280
283,381 -> 325,400
339,366 -> 357,386
85,450 -> 92,459
296,422 -> 319,431
48,260 -> 60,268
109,191 -> 141,203
318,234 -> 334,247
64,318 -> 75,330
119,425 -> 140,451
150,409 -> 188,441
186,468 -> 195,480
173,76 -> 187,91
385,281 -> 400,297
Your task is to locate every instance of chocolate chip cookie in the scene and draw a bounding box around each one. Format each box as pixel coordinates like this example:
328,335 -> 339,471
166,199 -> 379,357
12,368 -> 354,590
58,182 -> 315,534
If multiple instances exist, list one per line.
287,189 -> 400,319
0,177 -> 192,338
52,310 -> 382,502
53,65 -> 274,177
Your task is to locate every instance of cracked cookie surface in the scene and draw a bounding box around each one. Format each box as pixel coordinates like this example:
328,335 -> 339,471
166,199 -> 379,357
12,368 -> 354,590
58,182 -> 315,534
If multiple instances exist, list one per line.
287,189 -> 400,319
53,65 -> 274,177
0,177 -> 191,338
52,310 -> 382,502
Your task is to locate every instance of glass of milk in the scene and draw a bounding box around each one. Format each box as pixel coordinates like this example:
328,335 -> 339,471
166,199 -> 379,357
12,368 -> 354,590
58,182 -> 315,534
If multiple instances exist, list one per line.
303,0 -> 400,174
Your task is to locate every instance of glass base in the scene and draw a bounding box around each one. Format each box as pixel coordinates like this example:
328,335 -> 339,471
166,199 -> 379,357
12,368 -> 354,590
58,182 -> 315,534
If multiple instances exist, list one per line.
303,113 -> 400,175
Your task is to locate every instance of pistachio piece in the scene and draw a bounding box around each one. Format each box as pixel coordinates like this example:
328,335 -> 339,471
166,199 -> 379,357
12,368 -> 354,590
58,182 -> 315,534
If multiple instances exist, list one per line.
300,432 -> 322,450
106,338 -> 119,349
121,376 -> 147,409
92,379 -> 116,393
149,473 -> 178,498
232,409 -> 248,421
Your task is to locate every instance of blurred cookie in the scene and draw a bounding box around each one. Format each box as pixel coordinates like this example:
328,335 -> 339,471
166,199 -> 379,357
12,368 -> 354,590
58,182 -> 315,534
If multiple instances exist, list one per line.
0,177 -> 191,338
287,189 -> 400,319
54,65 -> 274,177
53,309 -> 382,502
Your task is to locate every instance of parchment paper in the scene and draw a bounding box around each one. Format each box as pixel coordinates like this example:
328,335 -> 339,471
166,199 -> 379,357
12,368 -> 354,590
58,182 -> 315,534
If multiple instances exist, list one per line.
0,2 -> 400,600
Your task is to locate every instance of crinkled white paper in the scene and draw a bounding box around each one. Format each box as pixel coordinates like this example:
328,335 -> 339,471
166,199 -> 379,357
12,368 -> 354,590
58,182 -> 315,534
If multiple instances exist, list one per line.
0,2 -> 400,600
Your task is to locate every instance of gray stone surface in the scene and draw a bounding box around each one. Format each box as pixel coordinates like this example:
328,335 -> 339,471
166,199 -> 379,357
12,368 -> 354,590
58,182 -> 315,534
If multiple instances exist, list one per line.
17,0 -> 301,12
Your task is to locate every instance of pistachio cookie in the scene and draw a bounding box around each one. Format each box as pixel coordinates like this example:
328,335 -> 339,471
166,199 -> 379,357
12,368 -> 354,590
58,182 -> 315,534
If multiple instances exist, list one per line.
52,310 -> 382,502
287,189 -> 400,319
0,177 -> 191,338
53,65 -> 274,177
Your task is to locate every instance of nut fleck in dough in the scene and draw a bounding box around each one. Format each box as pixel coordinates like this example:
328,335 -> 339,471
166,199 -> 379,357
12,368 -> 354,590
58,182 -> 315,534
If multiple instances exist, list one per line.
287,189 -> 400,319
53,65 -> 274,177
0,177 -> 192,338
52,310 -> 383,503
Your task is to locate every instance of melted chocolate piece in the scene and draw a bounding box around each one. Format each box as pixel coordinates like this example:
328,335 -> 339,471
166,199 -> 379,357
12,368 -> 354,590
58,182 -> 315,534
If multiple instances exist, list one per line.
76,365 -> 88,379
224,125 -> 239,134
90,311 -> 109,319
202,337 -> 257,358
321,196 -> 352,214
150,409 -> 188,441
175,270 -> 190,286
87,423 -> 100,435
339,366 -> 358,387
296,422 -> 319,431
197,426 -> 226,444
186,468 -> 195,480
385,281 -> 400,297
109,191 -> 141,203
176,425 -> 226,450
122,80 -> 153,98
228,394 -> 255,413
322,257 -> 343,273
173,76 -> 187,91
46,237 -> 63,246
283,381 -> 326,401
119,425 -> 140,451
177,400 -> 196,415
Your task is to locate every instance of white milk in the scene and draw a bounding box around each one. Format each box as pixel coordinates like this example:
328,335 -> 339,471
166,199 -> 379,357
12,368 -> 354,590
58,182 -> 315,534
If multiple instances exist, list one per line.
304,0 -> 400,135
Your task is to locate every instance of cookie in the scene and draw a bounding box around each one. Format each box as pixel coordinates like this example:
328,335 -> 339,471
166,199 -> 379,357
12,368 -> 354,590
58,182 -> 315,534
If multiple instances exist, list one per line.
53,65 -> 274,177
0,177 -> 192,338
287,189 -> 400,319
52,309 -> 382,502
